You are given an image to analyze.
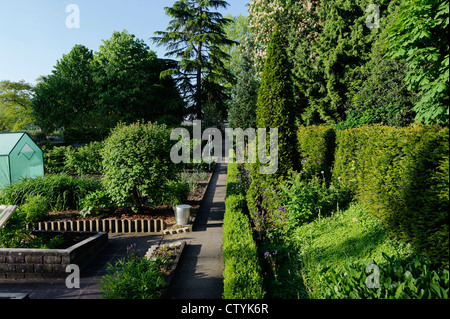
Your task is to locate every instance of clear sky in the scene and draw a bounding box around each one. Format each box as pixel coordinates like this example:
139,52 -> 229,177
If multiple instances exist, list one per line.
0,0 -> 250,85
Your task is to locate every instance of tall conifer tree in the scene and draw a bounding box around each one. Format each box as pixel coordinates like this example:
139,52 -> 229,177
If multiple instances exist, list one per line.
152,0 -> 235,119
255,26 -> 298,178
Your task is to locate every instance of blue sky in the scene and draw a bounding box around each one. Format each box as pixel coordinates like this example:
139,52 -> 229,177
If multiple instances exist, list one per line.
0,0 -> 249,85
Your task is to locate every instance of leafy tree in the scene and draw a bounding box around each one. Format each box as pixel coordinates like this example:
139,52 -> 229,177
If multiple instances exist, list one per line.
0,80 -> 35,132
248,0 -> 307,75
32,44 -> 95,133
93,30 -> 185,124
32,32 -> 185,139
386,0 -> 449,124
341,0 -> 418,129
222,14 -> 251,85
152,0 -> 235,120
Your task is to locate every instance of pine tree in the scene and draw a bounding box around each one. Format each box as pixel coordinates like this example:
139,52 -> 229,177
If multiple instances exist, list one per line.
152,0 -> 235,120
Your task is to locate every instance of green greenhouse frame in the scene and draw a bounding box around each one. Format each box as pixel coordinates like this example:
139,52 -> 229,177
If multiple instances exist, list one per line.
0,132 -> 44,188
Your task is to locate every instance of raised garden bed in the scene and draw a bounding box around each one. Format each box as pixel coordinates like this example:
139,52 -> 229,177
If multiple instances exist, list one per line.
145,241 -> 186,299
33,168 -> 214,234
0,230 -> 108,280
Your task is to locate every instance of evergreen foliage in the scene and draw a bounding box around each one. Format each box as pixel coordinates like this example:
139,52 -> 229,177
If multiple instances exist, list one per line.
228,54 -> 258,129
152,0 -> 235,120
254,27 -> 298,178
247,27 -> 299,217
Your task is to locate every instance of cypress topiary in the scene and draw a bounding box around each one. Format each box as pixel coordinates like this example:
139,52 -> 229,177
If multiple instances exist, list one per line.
247,26 -> 299,215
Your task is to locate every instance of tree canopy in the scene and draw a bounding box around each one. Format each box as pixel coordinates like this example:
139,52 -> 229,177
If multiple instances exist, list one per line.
0,80 -> 35,132
152,0 -> 235,121
32,31 -> 185,138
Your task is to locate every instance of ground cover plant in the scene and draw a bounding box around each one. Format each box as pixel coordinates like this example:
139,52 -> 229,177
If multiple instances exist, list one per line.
288,203 -> 449,299
99,243 -> 179,299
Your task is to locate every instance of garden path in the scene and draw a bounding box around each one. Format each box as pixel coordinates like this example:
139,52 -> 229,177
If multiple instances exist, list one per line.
162,161 -> 227,299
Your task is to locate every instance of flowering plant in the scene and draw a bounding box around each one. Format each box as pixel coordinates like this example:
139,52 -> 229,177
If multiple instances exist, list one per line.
264,250 -> 279,281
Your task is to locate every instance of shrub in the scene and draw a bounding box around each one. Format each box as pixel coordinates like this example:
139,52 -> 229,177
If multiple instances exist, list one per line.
64,141 -> 104,175
247,172 -> 351,237
21,194 -> 51,223
223,163 -> 265,299
79,190 -> 114,217
279,174 -> 351,231
223,194 -> 265,299
331,124 -> 449,267
248,26 -> 299,210
0,209 -> 30,248
42,145 -> 70,174
0,174 -> 101,211
101,122 -> 180,212
159,180 -> 190,207
100,245 -> 168,299
43,142 -> 104,175
226,163 -> 251,198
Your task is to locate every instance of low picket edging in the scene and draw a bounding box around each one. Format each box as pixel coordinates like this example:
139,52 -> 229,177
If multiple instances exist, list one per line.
29,218 -> 165,234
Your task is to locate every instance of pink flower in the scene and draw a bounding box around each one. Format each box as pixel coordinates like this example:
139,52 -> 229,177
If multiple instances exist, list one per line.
352,217 -> 357,222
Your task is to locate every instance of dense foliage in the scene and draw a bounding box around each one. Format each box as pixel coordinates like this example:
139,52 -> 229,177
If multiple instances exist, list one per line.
101,122 -> 182,212
153,0 -> 234,120
386,0 -> 449,124
0,174 -> 101,211
42,142 -> 103,175
247,27 -> 299,220
223,162 -> 265,299
100,244 -> 175,299
32,31 -> 185,141
297,124 -> 449,268
0,80 -> 35,132
227,54 -> 258,130
247,0 -> 449,126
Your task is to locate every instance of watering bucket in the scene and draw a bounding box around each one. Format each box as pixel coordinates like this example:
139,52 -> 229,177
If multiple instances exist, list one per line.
174,204 -> 191,225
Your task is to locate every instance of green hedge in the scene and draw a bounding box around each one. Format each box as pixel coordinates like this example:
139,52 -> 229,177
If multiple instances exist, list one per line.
297,125 -> 336,182
222,163 -> 265,299
297,124 -> 448,268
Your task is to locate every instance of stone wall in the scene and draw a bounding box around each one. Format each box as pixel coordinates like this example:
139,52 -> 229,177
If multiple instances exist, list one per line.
0,231 -> 108,280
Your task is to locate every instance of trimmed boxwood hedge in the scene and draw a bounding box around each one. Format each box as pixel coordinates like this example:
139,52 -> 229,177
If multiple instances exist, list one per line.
222,163 -> 265,299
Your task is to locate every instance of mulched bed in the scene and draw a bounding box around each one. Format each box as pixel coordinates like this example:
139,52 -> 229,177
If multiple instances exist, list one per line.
43,169 -> 213,229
